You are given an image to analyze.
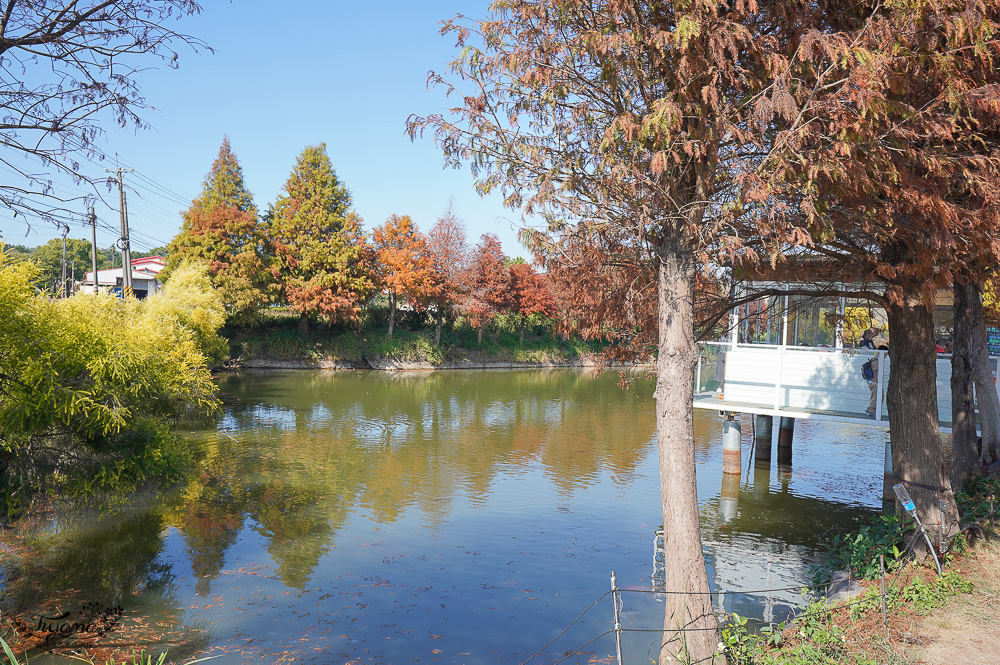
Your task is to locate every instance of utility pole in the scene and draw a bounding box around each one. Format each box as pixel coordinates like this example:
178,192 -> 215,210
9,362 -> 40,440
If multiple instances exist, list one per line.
60,223 -> 69,298
90,207 -> 99,291
107,155 -> 134,295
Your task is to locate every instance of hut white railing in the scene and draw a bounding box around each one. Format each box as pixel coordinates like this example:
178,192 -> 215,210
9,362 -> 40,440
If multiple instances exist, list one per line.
695,342 -> 988,424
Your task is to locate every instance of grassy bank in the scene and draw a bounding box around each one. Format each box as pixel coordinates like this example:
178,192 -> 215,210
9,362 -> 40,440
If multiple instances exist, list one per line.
722,473 -> 1000,664
224,306 -> 610,367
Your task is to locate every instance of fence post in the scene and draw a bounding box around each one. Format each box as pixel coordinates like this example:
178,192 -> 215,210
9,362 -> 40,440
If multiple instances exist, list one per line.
610,571 -> 624,665
764,561 -> 774,626
880,555 -> 887,640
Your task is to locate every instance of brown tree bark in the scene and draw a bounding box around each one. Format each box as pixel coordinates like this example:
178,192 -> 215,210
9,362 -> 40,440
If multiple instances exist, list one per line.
435,307 -> 444,347
951,281 -> 980,491
388,292 -> 397,338
654,229 -> 718,665
886,286 -> 959,542
297,313 -> 309,335
519,314 -> 526,346
966,285 -> 1000,464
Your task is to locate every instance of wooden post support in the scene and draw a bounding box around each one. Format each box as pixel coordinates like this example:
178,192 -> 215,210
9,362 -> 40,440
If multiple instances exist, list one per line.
755,414 -> 773,462
777,416 -> 795,466
723,415 -> 742,475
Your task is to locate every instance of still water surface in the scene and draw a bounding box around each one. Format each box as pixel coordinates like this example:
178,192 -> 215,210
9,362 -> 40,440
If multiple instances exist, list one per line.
3,369 -> 885,664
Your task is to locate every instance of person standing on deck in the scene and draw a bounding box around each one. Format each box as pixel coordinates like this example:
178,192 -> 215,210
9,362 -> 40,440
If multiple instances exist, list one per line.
857,328 -> 877,350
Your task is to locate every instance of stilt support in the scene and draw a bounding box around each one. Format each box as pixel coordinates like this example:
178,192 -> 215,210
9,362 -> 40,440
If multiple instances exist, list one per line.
723,415 -> 742,475
755,414 -> 773,463
777,416 -> 795,466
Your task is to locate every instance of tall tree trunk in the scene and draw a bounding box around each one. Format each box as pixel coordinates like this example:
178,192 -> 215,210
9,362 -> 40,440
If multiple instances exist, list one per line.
519,314 -> 525,346
477,325 -> 483,346
654,231 -> 718,665
951,281 -> 980,491
967,284 -> 1000,464
435,307 -> 444,347
297,313 -> 309,335
388,292 -> 396,338
886,287 -> 959,543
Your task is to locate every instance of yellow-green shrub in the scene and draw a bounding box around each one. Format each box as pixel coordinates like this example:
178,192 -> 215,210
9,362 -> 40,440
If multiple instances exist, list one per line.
0,248 -> 222,518
141,260 -> 228,366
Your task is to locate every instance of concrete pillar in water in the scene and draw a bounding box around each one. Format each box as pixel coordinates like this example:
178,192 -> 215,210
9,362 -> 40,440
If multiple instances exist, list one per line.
723,416 -> 742,475
720,473 -> 740,522
883,442 -> 894,500
754,414 -> 773,463
777,416 -> 795,466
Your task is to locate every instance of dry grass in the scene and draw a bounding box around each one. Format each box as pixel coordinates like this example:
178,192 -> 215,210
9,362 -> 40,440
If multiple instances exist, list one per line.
899,540 -> 1000,665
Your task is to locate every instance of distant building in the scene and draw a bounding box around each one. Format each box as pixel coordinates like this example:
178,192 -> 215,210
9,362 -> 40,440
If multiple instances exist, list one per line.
130,255 -> 166,277
78,256 -> 165,299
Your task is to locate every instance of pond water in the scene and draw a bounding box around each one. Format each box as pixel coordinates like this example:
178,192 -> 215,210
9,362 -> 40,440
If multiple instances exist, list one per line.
1,369 -> 886,664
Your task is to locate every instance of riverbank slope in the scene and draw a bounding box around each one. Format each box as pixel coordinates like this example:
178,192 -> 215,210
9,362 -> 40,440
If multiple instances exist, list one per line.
223,321 -> 639,370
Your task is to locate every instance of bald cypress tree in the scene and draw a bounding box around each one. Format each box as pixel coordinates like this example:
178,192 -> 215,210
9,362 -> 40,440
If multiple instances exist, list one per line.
165,137 -> 272,323
268,144 -> 374,329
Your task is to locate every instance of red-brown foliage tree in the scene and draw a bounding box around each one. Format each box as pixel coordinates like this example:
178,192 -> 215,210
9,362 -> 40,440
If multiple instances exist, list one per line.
426,204 -> 470,346
508,263 -> 556,345
372,214 -> 438,337
407,2 -> 822,656
462,234 -> 512,346
745,0 -> 1000,525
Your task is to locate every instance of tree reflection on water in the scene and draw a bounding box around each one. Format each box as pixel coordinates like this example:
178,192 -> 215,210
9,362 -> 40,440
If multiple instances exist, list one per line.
0,369 -> 880,663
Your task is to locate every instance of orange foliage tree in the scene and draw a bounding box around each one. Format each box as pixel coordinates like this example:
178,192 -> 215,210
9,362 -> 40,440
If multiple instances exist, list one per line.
268,144 -> 374,331
426,204 -> 470,346
372,214 -> 438,337
508,262 -> 556,345
462,234 -> 512,346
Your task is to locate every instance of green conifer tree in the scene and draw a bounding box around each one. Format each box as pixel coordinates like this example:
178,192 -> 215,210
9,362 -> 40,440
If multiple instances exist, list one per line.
269,144 -> 374,330
165,137 -> 273,324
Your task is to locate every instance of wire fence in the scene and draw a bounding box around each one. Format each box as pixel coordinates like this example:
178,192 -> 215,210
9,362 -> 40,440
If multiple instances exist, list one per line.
516,523 -> 934,665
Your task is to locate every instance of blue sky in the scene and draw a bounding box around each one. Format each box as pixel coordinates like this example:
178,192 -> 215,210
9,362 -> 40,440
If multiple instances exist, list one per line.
0,1 -> 531,257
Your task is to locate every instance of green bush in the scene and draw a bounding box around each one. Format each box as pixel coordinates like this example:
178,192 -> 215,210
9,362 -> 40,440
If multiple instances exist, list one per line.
365,330 -> 444,364
0,249 -> 221,519
823,513 -> 906,581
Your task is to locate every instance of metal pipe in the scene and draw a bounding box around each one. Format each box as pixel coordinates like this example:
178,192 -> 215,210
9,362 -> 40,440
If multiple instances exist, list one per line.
893,484 -> 942,575
610,571 -> 624,665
